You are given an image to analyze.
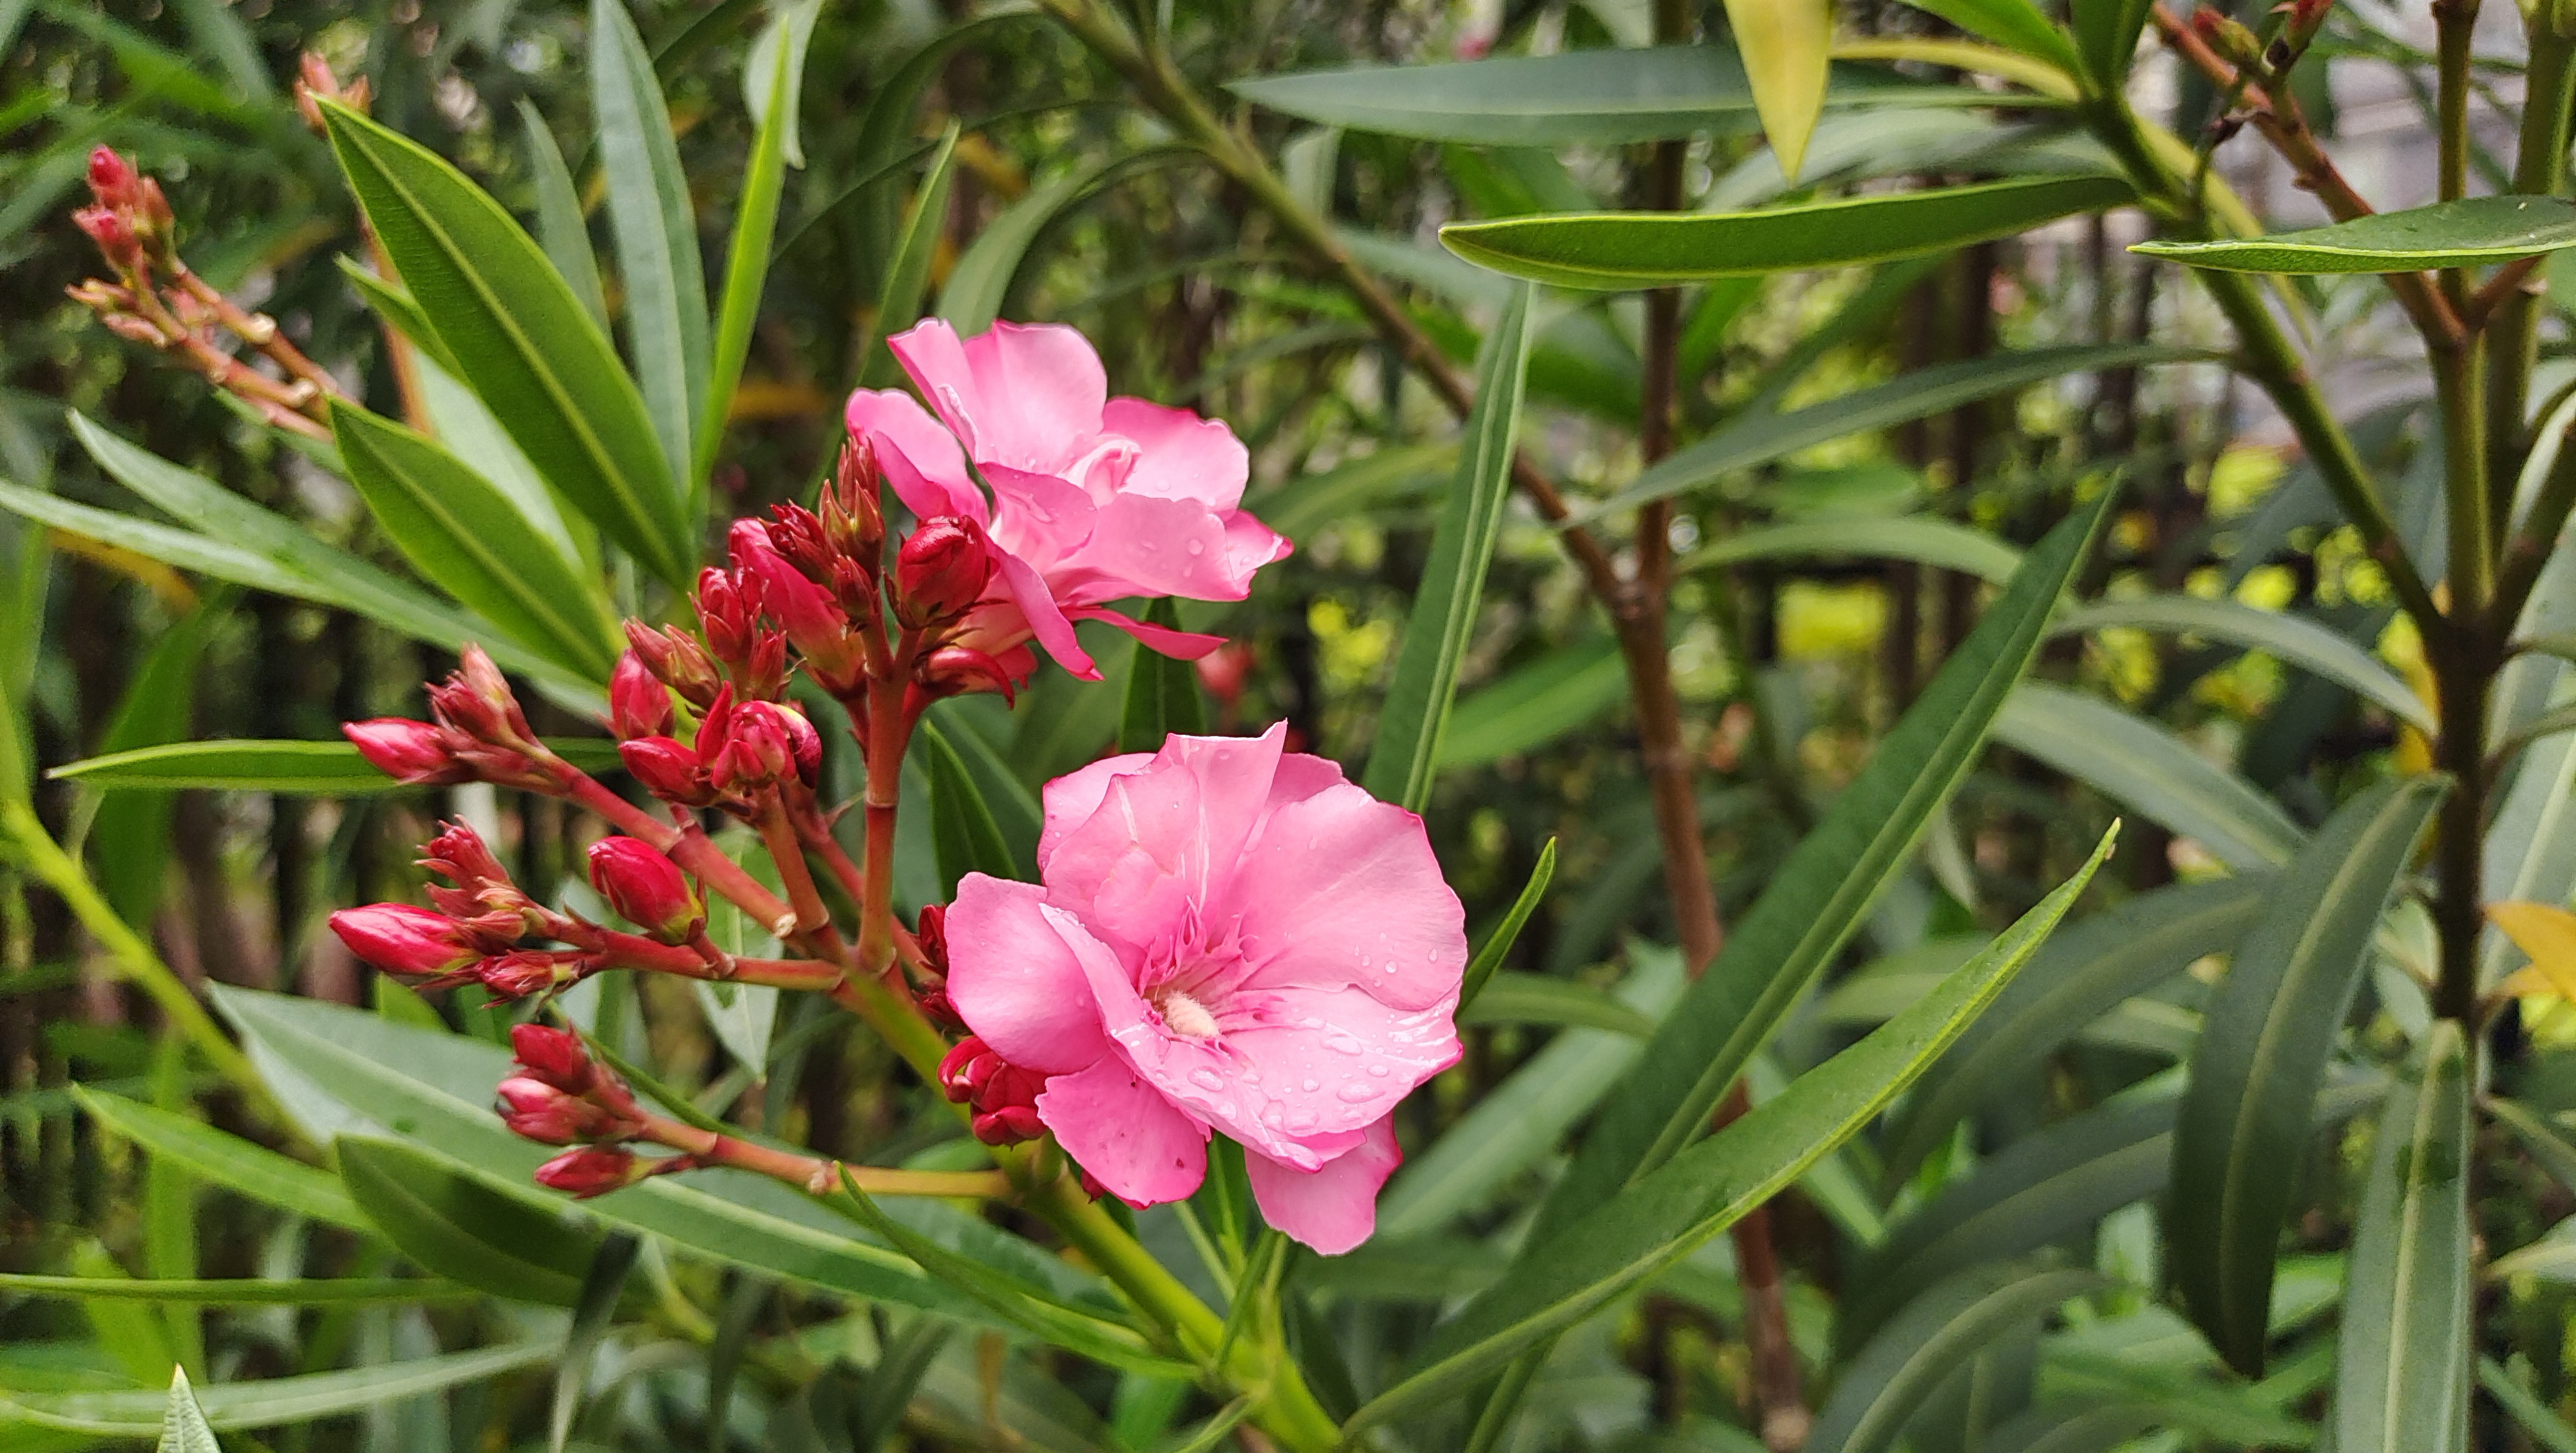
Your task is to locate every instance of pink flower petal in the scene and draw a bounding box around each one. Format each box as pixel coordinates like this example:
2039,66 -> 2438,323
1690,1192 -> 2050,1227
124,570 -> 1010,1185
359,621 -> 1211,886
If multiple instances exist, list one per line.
992,552 -> 1098,679
1064,606 -> 1226,661
1217,982 -> 1461,1141
1037,1056 -> 1208,1208
1247,1117 -> 1403,1255
1037,753 -> 1154,874
942,875 -> 1113,1076
1100,398 -> 1250,508
1061,493 -> 1266,603
844,390 -> 983,523
1044,728 -> 1285,932
981,463 -> 1099,576
889,319 -> 1107,477
1229,783 -> 1467,1012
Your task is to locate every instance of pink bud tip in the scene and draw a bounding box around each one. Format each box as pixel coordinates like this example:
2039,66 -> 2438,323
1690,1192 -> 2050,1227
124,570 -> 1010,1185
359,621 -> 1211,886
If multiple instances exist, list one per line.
509,1023 -> 594,1089
609,650 -> 674,741
587,837 -> 703,942
345,718 -> 469,784
329,904 -> 473,978
534,1145 -> 645,1199
893,516 -> 995,628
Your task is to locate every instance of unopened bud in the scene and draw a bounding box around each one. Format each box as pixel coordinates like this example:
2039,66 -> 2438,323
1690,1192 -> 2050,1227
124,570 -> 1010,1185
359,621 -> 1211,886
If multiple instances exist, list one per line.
74,206 -> 144,273
476,950 -> 582,1000
609,651 -> 673,740
534,1144 -> 650,1199
893,517 -> 994,629
623,620 -> 723,708
587,837 -> 703,943
497,1075 -> 645,1145
825,436 -> 887,562
711,700 -> 820,792
619,735 -> 714,806
2192,7 -> 2265,68
2277,0 -> 2331,52
509,1023 -> 598,1092
330,904 -> 475,979
915,644 -> 1023,706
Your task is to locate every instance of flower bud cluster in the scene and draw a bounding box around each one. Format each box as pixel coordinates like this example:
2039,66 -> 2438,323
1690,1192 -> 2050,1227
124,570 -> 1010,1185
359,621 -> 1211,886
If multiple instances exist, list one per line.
936,1034 -> 1047,1146
346,646 -> 563,791
328,821 -> 589,1001
617,686 -> 821,811
495,1025 -> 690,1200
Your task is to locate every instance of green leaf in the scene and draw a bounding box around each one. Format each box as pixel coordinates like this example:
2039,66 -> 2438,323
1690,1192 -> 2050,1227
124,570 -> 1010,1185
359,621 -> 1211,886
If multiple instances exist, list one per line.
868,123 -> 960,374
2050,594 -> 2430,730
1602,345 -> 2201,518
834,1172 -> 1195,1379
743,0 -> 822,167
1439,640 -> 1627,768
1685,515 -> 2025,583
1891,0 -> 2083,70
918,716 -> 1020,896
1529,490 -> 2110,1246
1457,838 -> 1557,1011
696,32 -> 799,497
1119,600 -> 1208,754
2489,1096 -> 2576,1193
1810,1266 -> 2108,1453
2481,1359 -> 2576,1453
1723,0 -> 1832,180
336,1136 -> 600,1307
412,352 -> 597,574
1352,830 -> 2113,1429
2170,774 -> 2447,1376
317,100 -> 691,587
1378,950 -> 1684,1241
73,1087 -> 371,1236
518,100 -> 610,336
2134,197 -> 2576,274
52,738 -> 622,795
155,1369 -> 216,1453
2070,0 -> 2155,86
549,1235 -> 638,1453
0,1275 -> 469,1305
328,403 -> 618,680
1995,683 -> 2306,871
938,152 -> 1180,336
1362,282 -> 1533,812
336,260 -> 462,377
89,595 -> 226,927
0,1344 -> 554,1436
1459,973 -> 1658,1038
1441,177 -> 2133,289
2334,1021 -> 2472,1453
591,0 -> 709,496
1882,876 -> 2267,1185
1227,46 -> 1987,146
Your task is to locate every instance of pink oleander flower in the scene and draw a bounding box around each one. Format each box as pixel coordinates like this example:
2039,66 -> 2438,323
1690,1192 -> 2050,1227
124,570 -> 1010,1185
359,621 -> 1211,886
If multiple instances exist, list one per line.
942,724 -> 1464,1253
846,319 -> 1293,681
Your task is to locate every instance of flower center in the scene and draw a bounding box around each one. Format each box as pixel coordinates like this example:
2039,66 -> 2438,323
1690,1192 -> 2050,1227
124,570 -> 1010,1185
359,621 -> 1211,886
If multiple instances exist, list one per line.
1154,987 -> 1222,1041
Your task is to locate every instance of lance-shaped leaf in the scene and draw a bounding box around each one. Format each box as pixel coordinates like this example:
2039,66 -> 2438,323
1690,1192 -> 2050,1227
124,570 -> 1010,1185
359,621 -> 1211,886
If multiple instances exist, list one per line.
52,738 -> 621,794
591,0 -> 708,495
867,124 -> 960,377
316,100 -> 692,586
1363,282 -> 1533,812
158,1369 -> 216,1453
2334,1020 -> 2472,1453
1440,641 -> 1625,768
518,100 -> 609,334
2170,774 -> 2447,1376
2136,196 -> 2576,274
2050,594 -> 2429,730
1441,176 -> 2132,289
337,1136 -> 600,1307
1809,1266 -> 2109,1453
697,33 -> 799,497
1996,683 -> 2306,871
1724,0 -> 1833,180
329,403 -> 618,680
1119,599 -> 1208,752
1344,828 -> 2112,1430
0,1344 -> 554,1436
1457,837 -> 1557,1011
1527,490 -> 2110,1247
1684,515 -> 2025,583
918,716 -> 1019,895
1891,0 -> 2083,70
76,1088 -> 370,1235
0,1274 -> 469,1306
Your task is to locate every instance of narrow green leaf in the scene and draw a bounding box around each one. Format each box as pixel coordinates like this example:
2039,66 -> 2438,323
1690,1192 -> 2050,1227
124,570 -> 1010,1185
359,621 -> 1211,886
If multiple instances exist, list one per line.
1891,0 -> 2083,70
1228,46 -> 1990,145
0,1344 -> 554,1436
336,260 -> 462,377
592,0 -> 709,494
2136,197 -> 2576,274
1439,641 -> 1627,768
143,1039 -> 202,1376
1882,876 -> 2267,1185
2334,1020 -> 2471,1453
53,738 -> 622,795
0,1275 -> 471,1305
549,1235 -> 638,1453
155,1369 -> 216,1453
317,99 -> 691,586
1723,0 -> 1832,180
2050,594 -> 2429,730
1810,1266 -> 2109,1453
1686,515 -> 2025,583
2481,1359 -> 2576,1453
834,1171 -> 1196,1378
696,33 -> 799,497
1459,972 -> 1656,1037
1530,491 -> 2111,1246
869,123 -> 960,372
412,352 -> 597,573
518,100 -> 610,335
1118,599 -> 1208,754
329,403 -> 619,679
1362,282 -> 1533,812
1996,683 -> 2307,871
1352,830 -> 2114,1429
1457,838 -> 1557,1011
1441,177 -> 2133,289
2070,0 -> 2155,86
938,151 -> 1182,335
2490,1096 -> 2576,1193
743,0 -> 822,167
336,1137 -> 599,1307
74,1087 -> 371,1235
1602,344 -> 2201,518
2171,775 -> 2448,1376
918,716 -> 1019,896
90,595 -> 227,927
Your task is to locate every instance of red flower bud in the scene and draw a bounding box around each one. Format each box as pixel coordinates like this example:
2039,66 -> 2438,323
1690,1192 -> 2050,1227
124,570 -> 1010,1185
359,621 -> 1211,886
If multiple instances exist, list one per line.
534,1144 -> 649,1199
936,1035 -> 1046,1146
914,643 -> 1023,706
894,517 -> 994,629
609,651 -> 673,740
762,504 -> 835,584
330,904 -> 474,979
86,147 -> 139,209
587,837 -> 703,942
623,621 -> 722,708
497,1076 -> 643,1145
345,719 -> 471,784
826,435 -> 886,562
475,950 -> 582,1001
972,1103 -> 1045,1146
711,701 -> 819,792
916,904 -> 949,976
620,736 -> 714,806
508,1023 -> 596,1092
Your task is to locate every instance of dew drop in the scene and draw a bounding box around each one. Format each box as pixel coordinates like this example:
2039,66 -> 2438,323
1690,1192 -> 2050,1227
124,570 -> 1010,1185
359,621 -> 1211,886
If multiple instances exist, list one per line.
1286,1107 -> 1320,1132
1365,1063 -> 1390,1078
1336,1083 -> 1377,1104
1302,1078 -> 1321,1092
1189,1068 -> 1226,1091
1185,539 -> 1205,556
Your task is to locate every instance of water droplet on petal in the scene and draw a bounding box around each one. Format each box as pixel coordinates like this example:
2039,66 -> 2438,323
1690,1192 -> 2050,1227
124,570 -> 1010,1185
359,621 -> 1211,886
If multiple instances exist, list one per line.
1189,1068 -> 1226,1091
1365,1063 -> 1390,1078
1336,1083 -> 1377,1104
1186,539 -> 1204,556
1302,1078 -> 1321,1092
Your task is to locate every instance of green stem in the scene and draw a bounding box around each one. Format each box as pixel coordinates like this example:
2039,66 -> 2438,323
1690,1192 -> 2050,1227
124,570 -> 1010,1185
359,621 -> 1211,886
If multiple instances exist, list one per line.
2436,0 -> 2480,205
2486,19 -> 2576,496
2439,341 -> 2494,613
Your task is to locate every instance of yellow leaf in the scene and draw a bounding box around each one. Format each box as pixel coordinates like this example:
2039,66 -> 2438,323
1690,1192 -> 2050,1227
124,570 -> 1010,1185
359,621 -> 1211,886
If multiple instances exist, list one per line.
1725,0 -> 1833,182
2490,900 -> 2576,998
